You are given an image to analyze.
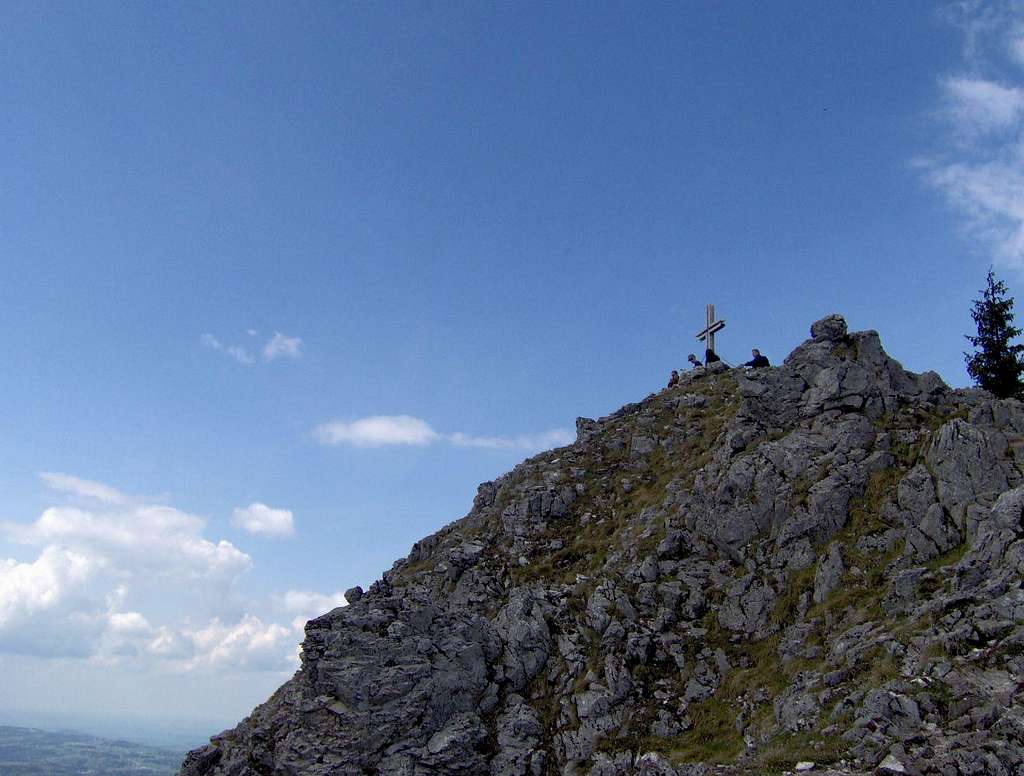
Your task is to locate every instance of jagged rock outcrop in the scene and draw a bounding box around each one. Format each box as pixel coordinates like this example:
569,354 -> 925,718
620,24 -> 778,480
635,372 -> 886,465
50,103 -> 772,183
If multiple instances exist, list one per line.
181,315 -> 1024,776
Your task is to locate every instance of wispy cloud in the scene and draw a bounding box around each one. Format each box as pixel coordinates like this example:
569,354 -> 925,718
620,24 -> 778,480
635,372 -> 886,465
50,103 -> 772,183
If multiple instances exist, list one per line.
943,76 -> 1024,134
232,503 -> 295,538
314,415 -> 440,447
314,414 -> 573,453
921,2 -> 1024,269
448,429 -> 574,450
38,472 -> 129,505
262,332 -> 303,361
200,334 -> 255,365
201,331 -> 303,365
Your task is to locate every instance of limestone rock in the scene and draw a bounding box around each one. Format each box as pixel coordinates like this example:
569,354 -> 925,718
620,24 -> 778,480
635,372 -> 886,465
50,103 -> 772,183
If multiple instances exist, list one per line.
875,753 -> 908,774
814,542 -> 845,604
180,315 -> 1024,776
811,314 -> 848,341
343,585 -> 363,604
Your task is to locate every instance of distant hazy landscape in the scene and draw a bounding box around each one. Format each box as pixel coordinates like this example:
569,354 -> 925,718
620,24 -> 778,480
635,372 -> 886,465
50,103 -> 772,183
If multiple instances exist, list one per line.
0,726 -> 183,775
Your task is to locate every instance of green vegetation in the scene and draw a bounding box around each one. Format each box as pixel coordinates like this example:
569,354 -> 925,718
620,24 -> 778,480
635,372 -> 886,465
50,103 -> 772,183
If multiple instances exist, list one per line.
788,473 -> 814,508
853,645 -> 901,685
668,697 -> 745,762
771,565 -> 816,628
512,375 -> 740,588
965,268 -> 1024,399
590,382 -> 934,771
832,339 -> 859,362
596,696 -> 744,764
395,366 -> 974,773
925,540 -> 970,572
753,731 -> 845,771
654,456 -> 923,769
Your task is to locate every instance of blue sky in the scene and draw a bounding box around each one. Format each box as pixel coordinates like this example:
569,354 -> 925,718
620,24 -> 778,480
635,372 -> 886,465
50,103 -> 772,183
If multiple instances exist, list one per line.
1,0 -> 1022,739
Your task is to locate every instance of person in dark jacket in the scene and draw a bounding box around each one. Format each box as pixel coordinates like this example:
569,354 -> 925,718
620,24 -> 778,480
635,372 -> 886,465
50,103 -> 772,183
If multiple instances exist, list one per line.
667,369 -> 680,388
704,348 -> 721,365
687,353 -> 702,370
744,348 -> 770,368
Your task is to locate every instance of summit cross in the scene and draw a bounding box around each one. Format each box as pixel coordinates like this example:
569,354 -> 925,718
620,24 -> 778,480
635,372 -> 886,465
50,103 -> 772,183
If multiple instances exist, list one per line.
696,303 -> 726,354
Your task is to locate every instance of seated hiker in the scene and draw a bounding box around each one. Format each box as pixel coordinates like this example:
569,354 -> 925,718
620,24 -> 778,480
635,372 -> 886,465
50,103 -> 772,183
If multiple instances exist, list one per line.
704,348 -> 721,365
744,348 -> 770,368
687,353 -> 702,370
667,369 -> 680,388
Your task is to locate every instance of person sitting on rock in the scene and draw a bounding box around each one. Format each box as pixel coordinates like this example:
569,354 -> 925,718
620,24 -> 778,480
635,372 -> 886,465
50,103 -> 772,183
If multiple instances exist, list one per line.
744,348 -> 770,368
704,348 -> 721,365
667,369 -> 680,388
687,353 -> 703,370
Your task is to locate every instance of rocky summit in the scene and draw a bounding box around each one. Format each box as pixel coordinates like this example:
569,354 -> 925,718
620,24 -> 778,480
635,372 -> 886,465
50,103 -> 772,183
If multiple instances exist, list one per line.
180,315 -> 1024,776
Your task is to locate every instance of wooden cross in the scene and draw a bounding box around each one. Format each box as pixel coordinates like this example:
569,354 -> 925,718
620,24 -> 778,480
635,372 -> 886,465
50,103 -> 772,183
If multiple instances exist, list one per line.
696,303 -> 726,354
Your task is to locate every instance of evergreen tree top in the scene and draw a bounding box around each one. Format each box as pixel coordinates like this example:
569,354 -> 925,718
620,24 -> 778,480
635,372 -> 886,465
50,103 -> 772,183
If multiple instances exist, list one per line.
965,269 -> 1024,399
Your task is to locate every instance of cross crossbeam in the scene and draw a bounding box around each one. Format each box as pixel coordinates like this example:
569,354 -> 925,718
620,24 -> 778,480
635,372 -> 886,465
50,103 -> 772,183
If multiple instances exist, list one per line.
695,303 -> 725,355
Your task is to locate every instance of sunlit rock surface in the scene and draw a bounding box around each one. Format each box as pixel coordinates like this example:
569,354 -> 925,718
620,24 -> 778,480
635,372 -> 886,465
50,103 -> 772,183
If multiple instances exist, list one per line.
181,315 -> 1024,776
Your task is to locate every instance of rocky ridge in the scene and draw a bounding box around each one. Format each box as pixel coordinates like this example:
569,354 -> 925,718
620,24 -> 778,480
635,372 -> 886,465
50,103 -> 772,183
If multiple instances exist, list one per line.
181,315 -> 1024,776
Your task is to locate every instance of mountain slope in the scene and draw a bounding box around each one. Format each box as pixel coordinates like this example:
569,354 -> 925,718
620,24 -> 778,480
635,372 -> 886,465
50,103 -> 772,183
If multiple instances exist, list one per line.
181,315 -> 1024,775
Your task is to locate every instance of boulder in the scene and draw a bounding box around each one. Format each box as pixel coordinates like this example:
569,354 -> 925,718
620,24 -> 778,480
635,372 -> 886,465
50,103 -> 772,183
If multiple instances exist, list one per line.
811,314 -> 848,341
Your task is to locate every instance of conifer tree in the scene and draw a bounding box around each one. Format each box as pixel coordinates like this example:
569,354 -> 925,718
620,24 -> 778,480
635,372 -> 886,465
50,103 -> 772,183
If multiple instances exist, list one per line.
965,269 -> 1024,399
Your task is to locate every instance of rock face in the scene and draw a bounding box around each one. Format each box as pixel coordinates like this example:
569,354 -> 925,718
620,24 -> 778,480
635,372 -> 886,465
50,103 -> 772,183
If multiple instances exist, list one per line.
180,315 -> 1024,776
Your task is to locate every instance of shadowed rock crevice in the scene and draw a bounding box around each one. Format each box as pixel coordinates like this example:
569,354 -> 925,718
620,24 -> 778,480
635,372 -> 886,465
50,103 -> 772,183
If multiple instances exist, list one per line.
181,315 -> 1024,776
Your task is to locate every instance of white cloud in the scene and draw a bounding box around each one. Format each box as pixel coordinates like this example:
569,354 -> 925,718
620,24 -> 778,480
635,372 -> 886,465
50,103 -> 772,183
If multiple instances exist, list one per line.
201,334 -> 254,365
275,589 -> 348,633
94,606 -> 158,661
1010,29 -> 1024,66
0,475 -> 349,676
0,476 -> 251,658
923,3 -> 1024,269
202,330 -> 303,366
232,503 -> 295,538
7,504 -> 252,582
107,609 -> 152,636
201,329 -> 301,362
924,156 -> 1024,262
448,428 -> 575,451
943,76 -> 1024,133
314,415 -> 440,447
147,625 -> 192,659
262,332 -> 302,361
278,589 -> 349,615
0,547 -> 97,629
181,615 -> 295,671
38,473 -> 128,505
313,414 -> 573,454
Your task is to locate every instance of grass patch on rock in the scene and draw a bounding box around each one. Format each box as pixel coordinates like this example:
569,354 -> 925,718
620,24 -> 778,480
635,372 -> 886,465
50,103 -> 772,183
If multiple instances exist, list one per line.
665,697 -> 746,763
